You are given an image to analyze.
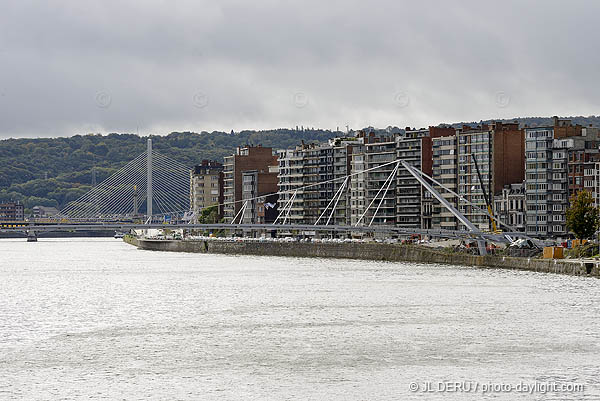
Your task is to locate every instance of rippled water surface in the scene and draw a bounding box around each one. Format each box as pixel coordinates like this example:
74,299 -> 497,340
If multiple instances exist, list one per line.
1,238 -> 600,400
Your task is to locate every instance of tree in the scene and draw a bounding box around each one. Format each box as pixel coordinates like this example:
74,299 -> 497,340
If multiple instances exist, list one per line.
566,190 -> 599,239
197,205 -> 219,224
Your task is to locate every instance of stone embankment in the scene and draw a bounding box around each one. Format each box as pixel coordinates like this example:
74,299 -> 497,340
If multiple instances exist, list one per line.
123,236 -> 600,278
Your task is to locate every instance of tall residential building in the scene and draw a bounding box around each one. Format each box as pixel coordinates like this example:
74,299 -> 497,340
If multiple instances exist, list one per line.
330,137 -> 359,225
396,126 -> 456,229
432,129 -> 459,230
190,160 -> 224,221
396,128 -> 430,228
0,202 -> 24,221
524,120 -> 598,238
525,128 -> 568,238
457,122 -> 524,231
223,146 -> 278,222
277,142 -> 336,225
351,131 -> 397,226
241,167 -> 279,224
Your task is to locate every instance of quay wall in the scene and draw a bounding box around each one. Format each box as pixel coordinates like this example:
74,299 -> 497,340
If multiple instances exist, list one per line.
125,237 -> 600,278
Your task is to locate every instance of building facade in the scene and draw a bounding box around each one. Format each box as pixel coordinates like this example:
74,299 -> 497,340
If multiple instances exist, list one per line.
396,128 -> 430,228
494,183 -> 526,232
277,139 -> 359,226
524,126 -> 556,237
0,202 -> 24,221
223,146 -> 278,222
351,131 -> 397,226
432,131 -> 459,230
395,126 -> 457,229
524,120 -> 599,238
241,167 -> 279,224
456,122 -> 524,231
277,143 -> 334,224
32,205 -> 60,218
328,138 -> 359,225
190,160 -> 224,222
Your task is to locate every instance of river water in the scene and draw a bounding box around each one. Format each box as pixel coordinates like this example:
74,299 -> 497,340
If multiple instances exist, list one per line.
0,238 -> 599,400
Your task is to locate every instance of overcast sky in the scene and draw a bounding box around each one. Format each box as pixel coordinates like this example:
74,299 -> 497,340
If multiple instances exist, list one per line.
0,0 -> 598,138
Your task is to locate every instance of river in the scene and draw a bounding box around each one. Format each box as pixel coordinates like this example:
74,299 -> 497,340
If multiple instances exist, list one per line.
1,238 -> 599,400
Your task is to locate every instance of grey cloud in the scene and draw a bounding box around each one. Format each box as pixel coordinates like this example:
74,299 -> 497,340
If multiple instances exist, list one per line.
0,0 -> 599,138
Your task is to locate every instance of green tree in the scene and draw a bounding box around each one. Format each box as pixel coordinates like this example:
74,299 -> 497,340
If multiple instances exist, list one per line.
566,190 -> 599,239
197,205 -> 219,224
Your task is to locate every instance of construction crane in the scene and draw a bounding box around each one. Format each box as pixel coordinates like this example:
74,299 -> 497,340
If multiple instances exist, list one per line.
471,154 -> 498,233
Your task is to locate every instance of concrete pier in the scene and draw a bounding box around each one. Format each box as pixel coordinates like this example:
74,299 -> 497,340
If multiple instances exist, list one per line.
124,237 -> 600,278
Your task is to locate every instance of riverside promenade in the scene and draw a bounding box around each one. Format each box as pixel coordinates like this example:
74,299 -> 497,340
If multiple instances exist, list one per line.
124,236 -> 600,278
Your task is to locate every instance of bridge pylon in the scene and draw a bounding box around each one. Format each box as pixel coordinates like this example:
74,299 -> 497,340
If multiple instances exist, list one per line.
147,138 -> 153,223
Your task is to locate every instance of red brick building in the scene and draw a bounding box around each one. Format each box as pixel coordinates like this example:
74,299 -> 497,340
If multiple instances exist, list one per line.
223,146 -> 278,222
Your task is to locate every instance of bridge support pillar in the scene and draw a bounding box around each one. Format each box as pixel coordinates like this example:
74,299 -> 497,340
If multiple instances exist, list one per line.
26,230 -> 37,242
477,238 -> 487,256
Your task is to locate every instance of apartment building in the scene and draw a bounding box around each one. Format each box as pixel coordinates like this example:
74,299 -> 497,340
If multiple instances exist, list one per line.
456,122 -> 525,231
223,146 -> 278,222
277,143 -> 334,224
277,137 -> 360,225
330,137 -> 359,225
396,128 -> 430,228
524,120 -> 598,238
396,126 -> 457,229
432,130 -> 459,230
351,131 -> 397,226
0,202 -> 24,221
241,167 -> 279,224
190,160 -> 223,221
525,128 -> 568,238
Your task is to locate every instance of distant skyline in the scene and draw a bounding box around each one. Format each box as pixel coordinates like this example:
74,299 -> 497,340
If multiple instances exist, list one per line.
1,0 -> 599,138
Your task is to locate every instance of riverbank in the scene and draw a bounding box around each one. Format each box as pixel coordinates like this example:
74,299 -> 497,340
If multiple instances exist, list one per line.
124,236 -> 600,278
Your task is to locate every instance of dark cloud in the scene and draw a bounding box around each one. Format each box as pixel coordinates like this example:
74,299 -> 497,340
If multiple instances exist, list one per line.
1,0 -> 599,137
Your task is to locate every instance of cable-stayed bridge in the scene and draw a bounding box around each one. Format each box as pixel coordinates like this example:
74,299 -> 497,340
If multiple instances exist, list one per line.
1,139 -> 538,255
58,139 -> 190,222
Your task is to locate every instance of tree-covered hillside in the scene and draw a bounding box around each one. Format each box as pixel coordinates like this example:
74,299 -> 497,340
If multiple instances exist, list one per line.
0,129 -> 339,211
